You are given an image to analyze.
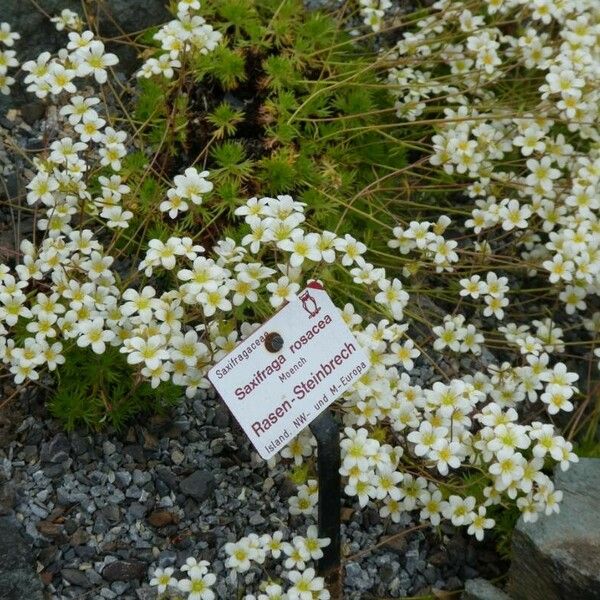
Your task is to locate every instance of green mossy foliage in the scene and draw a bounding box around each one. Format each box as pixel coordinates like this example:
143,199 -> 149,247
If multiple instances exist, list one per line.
54,0 -> 411,430
49,346 -> 180,431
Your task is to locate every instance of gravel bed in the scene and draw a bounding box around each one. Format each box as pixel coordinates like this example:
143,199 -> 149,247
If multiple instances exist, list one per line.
0,358 -> 504,600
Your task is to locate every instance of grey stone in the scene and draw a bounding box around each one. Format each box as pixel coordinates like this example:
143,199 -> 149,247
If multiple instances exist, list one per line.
107,488 -> 125,504
170,419 -> 190,434
214,404 -> 230,428
384,534 -> 408,555
102,560 -> 146,582
111,581 -> 130,595
462,578 -> 511,600
405,547 -> 419,575
0,516 -> 44,600
509,458 -> 600,600
69,432 -> 91,456
62,568 -> 91,589
180,470 -> 215,502
100,505 -> 121,522
92,514 -> 110,535
103,441 -> 117,456
136,588 -> 156,600
43,463 -> 66,478
40,432 -> 70,463
156,466 -> 178,490
115,471 -> 132,488
126,485 -> 143,499
128,502 -> 147,520
171,449 -> 185,465
446,576 -> 463,591
249,513 -> 265,526
345,561 -> 372,591
1,385 -> 463,599
133,469 -> 151,487
30,503 -> 49,518
157,550 -> 177,568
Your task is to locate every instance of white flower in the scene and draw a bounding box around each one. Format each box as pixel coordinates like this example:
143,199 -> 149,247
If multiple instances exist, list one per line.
545,69 -> 584,96
198,285 -> 232,317
542,255 -> 574,284
177,565 -> 216,600
77,40 -> 118,83
278,231 -> 321,267
67,30 -> 95,53
174,167 -> 213,205
389,339 -> 420,370
442,495 -> 476,527
26,172 -> 59,205
150,567 -> 178,593
181,558 -> 211,575
525,157 -> 561,192
334,234 -> 366,266
121,287 -> 160,321
258,583 -> 286,600
76,318 -> 115,354
0,50 -> 18,74
375,278 -> 409,320
540,387 -> 574,414
160,188 -> 189,218
419,489 -> 445,526
225,539 -> 255,573
467,506 -> 495,541
50,9 -> 82,31
513,126 -> 546,156
483,295 -> 509,320
498,199 -> 531,230
297,525 -> 330,561
340,427 -> 379,471
260,531 -> 285,559
47,63 -> 77,95
75,112 -> 106,143
407,422 -> 447,457
125,335 -> 169,370
460,275 -> 486,299
266,276 -> 300,308
288,486 -> 317,516
489,450 -> 525,487
0,23 -> 19,48
287,568 -> 328,600
429,439 -> 462,475
60,95 -> 100,125
146,238 -> 185,270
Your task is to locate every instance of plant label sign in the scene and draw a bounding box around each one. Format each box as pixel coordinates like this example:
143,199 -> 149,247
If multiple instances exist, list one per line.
208,283 -> 369,459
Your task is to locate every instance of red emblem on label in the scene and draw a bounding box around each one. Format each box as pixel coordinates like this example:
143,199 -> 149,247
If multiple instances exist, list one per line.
299,289 -> 320,318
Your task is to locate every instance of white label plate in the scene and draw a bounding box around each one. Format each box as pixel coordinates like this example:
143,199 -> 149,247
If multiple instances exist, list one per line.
208,283 -> 370,459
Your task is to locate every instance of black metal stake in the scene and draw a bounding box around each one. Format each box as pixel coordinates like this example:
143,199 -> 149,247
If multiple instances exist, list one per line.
309,408 -> 342,599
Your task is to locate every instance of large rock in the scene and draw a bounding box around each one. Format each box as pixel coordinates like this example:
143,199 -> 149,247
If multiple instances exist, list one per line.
509,458 -> 600,600
2,0 -> 170,111
0,516 -> 44,600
